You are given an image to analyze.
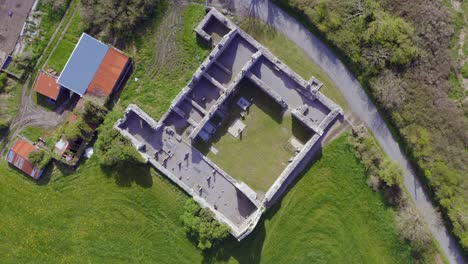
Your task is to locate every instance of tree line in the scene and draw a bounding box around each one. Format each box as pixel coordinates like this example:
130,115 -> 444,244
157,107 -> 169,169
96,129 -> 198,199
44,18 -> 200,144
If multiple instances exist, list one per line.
273,0 -> 468,253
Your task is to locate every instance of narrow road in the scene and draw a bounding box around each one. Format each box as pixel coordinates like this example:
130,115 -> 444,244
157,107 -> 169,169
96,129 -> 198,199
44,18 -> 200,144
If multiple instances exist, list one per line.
211,0 -> 466,263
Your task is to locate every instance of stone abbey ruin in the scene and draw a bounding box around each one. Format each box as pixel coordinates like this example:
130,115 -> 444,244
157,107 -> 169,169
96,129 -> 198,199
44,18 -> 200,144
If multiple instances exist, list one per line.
115,8 -> 342,240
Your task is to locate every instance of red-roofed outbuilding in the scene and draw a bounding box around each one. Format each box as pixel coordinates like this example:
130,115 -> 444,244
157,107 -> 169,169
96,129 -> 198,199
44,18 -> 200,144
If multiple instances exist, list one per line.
33,71 -> 62,101
6,140 -> 45,179
87,48 -> 130,97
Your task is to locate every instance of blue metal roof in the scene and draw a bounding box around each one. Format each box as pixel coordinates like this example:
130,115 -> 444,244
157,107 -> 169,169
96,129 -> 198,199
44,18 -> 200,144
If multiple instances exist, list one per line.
57,33 -> 109,96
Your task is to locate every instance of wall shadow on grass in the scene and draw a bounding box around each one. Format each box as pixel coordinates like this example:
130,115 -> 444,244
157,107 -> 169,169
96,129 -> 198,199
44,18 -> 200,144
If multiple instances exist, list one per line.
201,139 -> 324,264
101,162 -> 153,188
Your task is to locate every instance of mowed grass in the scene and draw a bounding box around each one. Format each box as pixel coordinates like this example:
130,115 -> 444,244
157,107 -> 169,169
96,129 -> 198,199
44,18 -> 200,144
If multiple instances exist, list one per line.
239,19 -> 349,112
196,81 -> 312,193
204,134 -> 413,263
0,157 -> 203,263
46,10 -> 84,73
0,5 -> 414,263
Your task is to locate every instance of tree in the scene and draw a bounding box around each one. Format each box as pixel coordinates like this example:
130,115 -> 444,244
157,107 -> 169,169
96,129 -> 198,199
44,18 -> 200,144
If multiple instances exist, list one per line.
373,70 -> 406,111
180,199 -> 230,250
396,204 -> 432,255
82,101 -> 107,126
64,118 -> 93,142
378,158 -> 403,187
79,0 -> 161,41
95,122 -> 144,167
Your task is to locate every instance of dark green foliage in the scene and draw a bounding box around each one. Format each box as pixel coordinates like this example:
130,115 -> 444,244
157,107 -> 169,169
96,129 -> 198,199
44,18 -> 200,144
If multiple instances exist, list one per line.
275,0 -> 468,251
79,0 -> 161,41
0,73 -> 7,93
82,101 -> 107,127
95,118 -> 144,168
180,199 -> 230,250
64,117 -> 92,142
461,63 -> 468,78
28,150 -> 51,169
274,0 -> 418,75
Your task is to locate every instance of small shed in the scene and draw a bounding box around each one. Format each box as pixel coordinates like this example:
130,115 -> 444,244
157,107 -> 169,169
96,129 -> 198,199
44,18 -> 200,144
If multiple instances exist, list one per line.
6,140 -> 45,179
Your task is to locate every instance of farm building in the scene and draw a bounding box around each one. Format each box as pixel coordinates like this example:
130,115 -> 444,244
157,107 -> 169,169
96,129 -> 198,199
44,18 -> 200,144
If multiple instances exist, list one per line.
6,139 -> 46,179
57,33 -> 131,98
33,71 -> 63,103
34,33 -> 131,101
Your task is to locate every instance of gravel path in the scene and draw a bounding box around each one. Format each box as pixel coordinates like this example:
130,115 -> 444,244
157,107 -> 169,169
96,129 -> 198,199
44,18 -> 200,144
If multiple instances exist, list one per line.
210,0 -> 466,263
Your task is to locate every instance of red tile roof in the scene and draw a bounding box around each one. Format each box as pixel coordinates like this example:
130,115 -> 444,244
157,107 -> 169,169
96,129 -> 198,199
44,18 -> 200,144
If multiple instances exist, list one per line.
6,140 -> 43,179
33,71 -> 61,100
86,48 -> 129,97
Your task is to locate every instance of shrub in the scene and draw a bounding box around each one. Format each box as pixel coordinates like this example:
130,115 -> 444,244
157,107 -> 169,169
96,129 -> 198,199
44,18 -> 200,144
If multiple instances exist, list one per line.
462,63 -> 468,79
395,204 -> 432,255
95,119 -> 144,168
64,117 -> 92,142
28,150 -> 52,169
0,73 -> 7,93
82,101 -> 107,127
180,199 -> 230,250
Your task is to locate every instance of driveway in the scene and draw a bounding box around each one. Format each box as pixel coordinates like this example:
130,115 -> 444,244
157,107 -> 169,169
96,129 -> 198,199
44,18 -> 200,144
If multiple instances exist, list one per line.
210,0 -> 466,263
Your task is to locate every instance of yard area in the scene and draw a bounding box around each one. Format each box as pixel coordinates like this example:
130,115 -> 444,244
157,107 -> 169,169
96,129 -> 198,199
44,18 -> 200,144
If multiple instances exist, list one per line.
196,80 -> 313,193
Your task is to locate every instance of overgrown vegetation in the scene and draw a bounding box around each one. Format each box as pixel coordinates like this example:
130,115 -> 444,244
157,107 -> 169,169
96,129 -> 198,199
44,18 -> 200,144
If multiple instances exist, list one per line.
28,150 -> 52,169
274,0 -> 468,251
79,0 -> 162,42
0,73 -> 7,93
63,116 -> 92,142
0,76 -> 21,136
180,199 -> 230,250
94,114 -> 144,169
350,126 -> 438,261
29,0 -> 71,67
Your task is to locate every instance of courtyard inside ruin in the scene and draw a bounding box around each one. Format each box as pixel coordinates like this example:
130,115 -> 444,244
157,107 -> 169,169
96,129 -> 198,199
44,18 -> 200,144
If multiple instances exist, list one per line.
115,8 -> 342,240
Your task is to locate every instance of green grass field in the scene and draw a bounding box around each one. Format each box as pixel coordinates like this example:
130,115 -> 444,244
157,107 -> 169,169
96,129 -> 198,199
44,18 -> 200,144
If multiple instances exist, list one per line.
196,81 -> 313,193
0,4 -> 414,263
204,134 -> 413,263
0,132 -> 413,263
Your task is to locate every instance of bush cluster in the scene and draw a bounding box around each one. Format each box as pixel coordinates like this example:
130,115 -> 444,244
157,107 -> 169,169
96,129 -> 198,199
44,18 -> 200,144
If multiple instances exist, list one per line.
180,199 -> 230,250
28,150 -> 52,169
350,126 -> 434,258
273,0 -> 468,251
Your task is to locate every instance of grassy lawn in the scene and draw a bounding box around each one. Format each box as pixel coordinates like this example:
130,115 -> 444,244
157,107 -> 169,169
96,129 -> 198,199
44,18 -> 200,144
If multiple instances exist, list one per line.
239,19 -> 349,112
196,80 -> 313,193
0,79 -> 21,132
0,4 -> 415,263
203,134 -> 413,263
20,126 -> 45,142
46,10 -> 84,73
0,157 -> 203,263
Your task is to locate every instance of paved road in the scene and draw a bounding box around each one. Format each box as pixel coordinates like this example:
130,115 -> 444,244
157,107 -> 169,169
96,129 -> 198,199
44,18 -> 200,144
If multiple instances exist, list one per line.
210,0 -> 466,263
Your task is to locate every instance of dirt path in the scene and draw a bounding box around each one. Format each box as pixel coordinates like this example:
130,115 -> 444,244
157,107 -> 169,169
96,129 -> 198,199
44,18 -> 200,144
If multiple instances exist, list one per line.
210,0 -> 466,263
1,2 -> 77,153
